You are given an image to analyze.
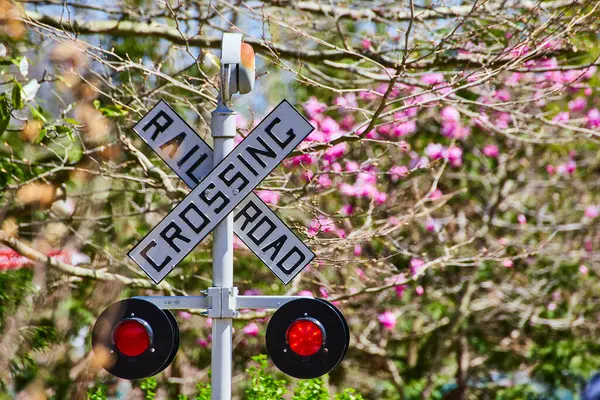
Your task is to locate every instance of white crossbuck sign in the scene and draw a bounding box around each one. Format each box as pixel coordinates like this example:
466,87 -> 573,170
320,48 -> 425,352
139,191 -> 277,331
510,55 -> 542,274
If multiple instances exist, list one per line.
128,100 -> 315,284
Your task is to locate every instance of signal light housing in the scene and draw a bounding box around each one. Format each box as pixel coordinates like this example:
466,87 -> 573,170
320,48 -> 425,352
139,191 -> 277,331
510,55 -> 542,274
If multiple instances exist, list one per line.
266,298 -> 349,379
92,298 -> 180,380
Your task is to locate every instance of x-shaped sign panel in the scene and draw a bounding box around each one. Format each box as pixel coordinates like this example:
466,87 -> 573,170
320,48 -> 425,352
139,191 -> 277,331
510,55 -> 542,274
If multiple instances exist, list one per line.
128,100 -> 315,284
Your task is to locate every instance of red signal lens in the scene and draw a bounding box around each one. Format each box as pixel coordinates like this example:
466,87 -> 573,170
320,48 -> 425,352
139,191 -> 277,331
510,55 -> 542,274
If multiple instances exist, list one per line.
286,319 -> 324,356
113,319 -> 151,357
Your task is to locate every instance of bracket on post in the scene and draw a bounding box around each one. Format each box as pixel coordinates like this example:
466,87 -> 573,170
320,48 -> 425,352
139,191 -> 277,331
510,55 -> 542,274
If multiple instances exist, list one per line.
135,290 -> 311,315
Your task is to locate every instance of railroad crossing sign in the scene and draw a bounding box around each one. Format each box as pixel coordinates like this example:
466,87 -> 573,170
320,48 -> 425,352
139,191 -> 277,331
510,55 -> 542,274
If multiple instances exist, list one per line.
91,34 -> 350,396
128,99 -> 315,284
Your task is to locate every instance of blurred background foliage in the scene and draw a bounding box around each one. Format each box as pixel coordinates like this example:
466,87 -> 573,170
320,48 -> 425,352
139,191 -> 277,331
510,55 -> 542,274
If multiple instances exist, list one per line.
1,0 -> 600,399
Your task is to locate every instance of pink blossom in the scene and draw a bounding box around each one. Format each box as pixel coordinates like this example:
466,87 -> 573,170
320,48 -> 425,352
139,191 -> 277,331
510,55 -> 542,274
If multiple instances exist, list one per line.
357,171 -> 377,185
243,322 -> 259,336
565,160 -> 576,174
317,174 -> 332,188
334,93 -> 358,110
244,289 -> 262,296
483,144 -> 499,158
445,145 -> 463,167
585,239 -> 593,252
585,87 -> 593,97
415,286 -> 424,296
441,106 -> 460,122
410,258 -> 425,276
429,189 -> 443,200
568,97 -> 587,112
303,97 -> 327,119
324,142 -> 347,162
579,265 -> 589,275
302,170 -> 314,182
354,244 -> 362,256
377,311 -> 397,330
361,38 -> 372,50
584,206 -> 600,219
345,161 -> 360,172
196,338 -> 209,347
425,143 -> 445,160
340,115 -> 355,131
236,114 -> 248,129
392,120 -> 417,137
340,183 -> 357,196
552,112 -> 570,123
583,66 -> 597,79
256,190 -> 280,205
320,117 -> 340,137
297,290 -> 313,297
308,216 -> 336,236
510,44 -> 529,58
206,318 -> 213,328
586,108 -> 600,128
355,268 -> 366,279
375,191 -> 388,205
494,89 -> 510,102
502,259 -> 514,268
547,303 -> 557,311
319,286 -> 329,298
505,72 -> 522,86
494,113 -> 511,129
339,204 -> 354,216
546,165 -> 555,175
390,165 -> 409,182
517,214 -> 527,225
331,162 -> 342,173
395,285 -> 408,298
358,91 -> 377,100
178,311 -> 192,320
421,73 -> 445,85
426,219 -> 439,232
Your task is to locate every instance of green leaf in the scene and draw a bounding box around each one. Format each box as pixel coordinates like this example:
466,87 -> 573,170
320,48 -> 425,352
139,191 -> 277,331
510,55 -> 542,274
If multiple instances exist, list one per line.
11,80 -> 23,110
29,104 -> 47,123
0,94 -> 9,135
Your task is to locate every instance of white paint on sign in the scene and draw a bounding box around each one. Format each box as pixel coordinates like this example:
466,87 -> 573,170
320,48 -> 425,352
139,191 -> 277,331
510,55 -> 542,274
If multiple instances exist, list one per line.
129,100 -> 314,283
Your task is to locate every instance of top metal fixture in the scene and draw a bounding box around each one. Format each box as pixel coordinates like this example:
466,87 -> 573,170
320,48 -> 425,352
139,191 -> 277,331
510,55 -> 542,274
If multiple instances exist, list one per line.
220,33 -> 255,102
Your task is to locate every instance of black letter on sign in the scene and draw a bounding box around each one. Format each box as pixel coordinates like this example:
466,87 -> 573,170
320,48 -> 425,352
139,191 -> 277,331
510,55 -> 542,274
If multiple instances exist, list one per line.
262,234 -> 287,261
277,247 -> 306,275
219,163 -> 249,192
265,117 -> 296,149
185,153 -> 209,185
160,221 -> 191,252
199,183 -> 230,214
246,137 -> 276,168
248,216 -> 277,246
159,132 -> 186,159
234,201 -> 261,231
179,202 -> 210,233
143,109 -> 173,140
140,241 -> 171,272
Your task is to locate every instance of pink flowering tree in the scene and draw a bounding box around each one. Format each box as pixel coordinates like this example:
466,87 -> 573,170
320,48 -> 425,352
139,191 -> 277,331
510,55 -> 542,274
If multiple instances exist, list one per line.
1,1 -> 600,399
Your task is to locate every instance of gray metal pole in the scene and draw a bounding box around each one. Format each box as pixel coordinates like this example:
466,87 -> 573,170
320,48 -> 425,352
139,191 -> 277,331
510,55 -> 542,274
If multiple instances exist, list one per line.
210,93 -> 236,399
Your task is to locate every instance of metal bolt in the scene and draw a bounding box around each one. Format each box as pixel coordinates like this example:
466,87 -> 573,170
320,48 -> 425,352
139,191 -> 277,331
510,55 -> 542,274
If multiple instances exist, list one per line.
304,313 -> 308,317
283,348 -> 288,353
323,348 -> 328,353
130,313 -> 135,317
233,189 -> 239,195
151,348 -> 156,353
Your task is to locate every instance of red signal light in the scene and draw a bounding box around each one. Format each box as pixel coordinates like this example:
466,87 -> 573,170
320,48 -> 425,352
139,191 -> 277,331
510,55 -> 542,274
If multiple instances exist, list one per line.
113,319 -> 151,357
286,319 -> 324,356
